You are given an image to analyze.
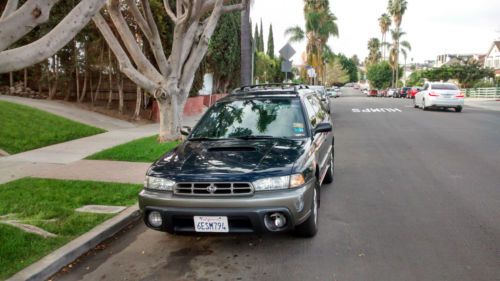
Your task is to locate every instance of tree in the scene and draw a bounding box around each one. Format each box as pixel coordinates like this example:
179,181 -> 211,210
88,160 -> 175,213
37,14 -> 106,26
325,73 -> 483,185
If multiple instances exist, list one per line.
366,38 -> 381,66
267,23 -> 275,58
388,29 -> 410,86
258,18 -> 265,52
240,1 -> 252,86
0,0 -> 107,73
325,58 -> 349,86
93,0 -> 247,142
253,23 -> 260,51
337,54 -> 358,82
284,0 -> 338,84
207,8 -> 241,93
367,61 -> 393,89
351,55 -> 360,66
378,13 -> 391,60
387,0 -> 408,89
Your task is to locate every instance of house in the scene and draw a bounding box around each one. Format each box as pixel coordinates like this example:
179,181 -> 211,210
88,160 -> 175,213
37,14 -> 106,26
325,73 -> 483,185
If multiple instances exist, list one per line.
434,54 -> 482,68
484,41 -> 500,77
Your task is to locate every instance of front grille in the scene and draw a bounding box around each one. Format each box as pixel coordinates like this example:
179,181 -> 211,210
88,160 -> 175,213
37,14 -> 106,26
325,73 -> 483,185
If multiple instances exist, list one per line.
174,182 -> 254,196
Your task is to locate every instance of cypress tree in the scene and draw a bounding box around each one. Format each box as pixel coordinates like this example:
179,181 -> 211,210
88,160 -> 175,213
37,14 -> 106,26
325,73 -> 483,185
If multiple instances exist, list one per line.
259,19 -> 264,52
267,24 -> 274,58
254,23 -> 260,52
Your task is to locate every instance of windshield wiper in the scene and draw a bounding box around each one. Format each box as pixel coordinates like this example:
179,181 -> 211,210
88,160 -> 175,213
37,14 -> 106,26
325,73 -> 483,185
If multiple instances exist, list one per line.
188,137 -> 221,141
234,135 -> 291,141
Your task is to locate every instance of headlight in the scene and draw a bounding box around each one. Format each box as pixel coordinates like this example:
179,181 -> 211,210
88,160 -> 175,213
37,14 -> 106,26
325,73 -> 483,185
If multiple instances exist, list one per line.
253,174 -> 305,191
145,176 -> 175,191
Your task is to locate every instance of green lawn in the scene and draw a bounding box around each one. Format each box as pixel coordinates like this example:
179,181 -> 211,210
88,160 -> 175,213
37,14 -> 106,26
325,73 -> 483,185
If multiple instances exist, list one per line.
0,178 -> 141,279
0,100 -> 106,154
87,135 -> 180,162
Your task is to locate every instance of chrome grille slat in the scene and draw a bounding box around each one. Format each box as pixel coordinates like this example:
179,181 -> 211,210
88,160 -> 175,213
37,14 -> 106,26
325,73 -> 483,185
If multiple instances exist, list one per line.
174,182 -> 254,196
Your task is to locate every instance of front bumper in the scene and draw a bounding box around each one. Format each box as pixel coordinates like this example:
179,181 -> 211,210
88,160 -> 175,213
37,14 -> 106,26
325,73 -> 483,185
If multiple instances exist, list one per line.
139,181 -> 315,234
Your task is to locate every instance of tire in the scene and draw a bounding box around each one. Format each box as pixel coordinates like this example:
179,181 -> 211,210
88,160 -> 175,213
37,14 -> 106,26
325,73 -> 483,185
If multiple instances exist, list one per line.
294,183 -> 319,238
455,106 -> 462,112
422,99 -> 428,111
322,150 -> 334,184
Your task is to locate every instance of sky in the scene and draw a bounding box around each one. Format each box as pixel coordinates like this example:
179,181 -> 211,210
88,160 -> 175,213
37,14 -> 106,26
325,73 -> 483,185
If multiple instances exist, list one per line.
250,0 -> 500,65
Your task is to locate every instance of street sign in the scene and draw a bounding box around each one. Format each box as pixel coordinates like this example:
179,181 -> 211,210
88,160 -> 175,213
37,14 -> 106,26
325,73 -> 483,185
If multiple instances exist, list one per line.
307,67 -> 316,78
281,60 -> 292,72
279,43 -> 296,60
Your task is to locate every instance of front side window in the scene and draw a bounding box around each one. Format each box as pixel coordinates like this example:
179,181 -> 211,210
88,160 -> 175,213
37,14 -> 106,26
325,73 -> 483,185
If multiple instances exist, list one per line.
190,98 -> 307,139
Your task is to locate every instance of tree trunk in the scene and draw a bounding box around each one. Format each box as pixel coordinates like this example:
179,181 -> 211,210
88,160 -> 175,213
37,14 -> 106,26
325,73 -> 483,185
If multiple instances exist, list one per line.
23,68 -> 27,90
240,3 -> 251,86
107,47 -> 113,109
9,72 -> 13,94
79,67 -> 88,103
74,39 -> 80,102
48,56 -> 58,99
117,70 -> 124,114
157,93 -> 186,142
133,85 -> 142,120
92,71 -> 102,106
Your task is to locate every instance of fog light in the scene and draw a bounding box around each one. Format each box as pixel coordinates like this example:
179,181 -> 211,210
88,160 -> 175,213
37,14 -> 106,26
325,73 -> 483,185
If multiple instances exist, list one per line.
148,211 -> 163,227
264,212 -> 287,231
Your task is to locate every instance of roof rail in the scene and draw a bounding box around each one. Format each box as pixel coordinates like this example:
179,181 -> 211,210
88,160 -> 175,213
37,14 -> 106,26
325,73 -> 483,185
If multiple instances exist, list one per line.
231,83 -> 310,94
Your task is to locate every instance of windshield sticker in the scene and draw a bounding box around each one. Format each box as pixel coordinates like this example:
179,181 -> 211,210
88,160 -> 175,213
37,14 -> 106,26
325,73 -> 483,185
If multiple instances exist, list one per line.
293,123 -> 305,135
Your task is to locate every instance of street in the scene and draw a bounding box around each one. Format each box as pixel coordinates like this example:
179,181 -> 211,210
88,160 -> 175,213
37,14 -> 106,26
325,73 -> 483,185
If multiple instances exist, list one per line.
54,88 -> 500,281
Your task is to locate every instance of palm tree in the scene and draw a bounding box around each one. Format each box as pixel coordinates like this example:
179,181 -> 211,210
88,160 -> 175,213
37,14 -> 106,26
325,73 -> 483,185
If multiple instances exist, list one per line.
387,0 -> 408,87
284,0 -> 338,84
389,29 -> 411,87
366,38 -> 381,66
378,13 -> 391,60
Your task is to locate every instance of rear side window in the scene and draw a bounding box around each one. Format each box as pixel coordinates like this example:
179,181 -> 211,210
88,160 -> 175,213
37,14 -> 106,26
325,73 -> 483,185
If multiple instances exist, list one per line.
431,84 -> 459,90
303,96 -> 318,127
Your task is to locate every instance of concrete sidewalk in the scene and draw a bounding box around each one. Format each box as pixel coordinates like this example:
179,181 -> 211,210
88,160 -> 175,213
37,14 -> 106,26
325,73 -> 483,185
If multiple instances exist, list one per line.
465,98 -> 500,111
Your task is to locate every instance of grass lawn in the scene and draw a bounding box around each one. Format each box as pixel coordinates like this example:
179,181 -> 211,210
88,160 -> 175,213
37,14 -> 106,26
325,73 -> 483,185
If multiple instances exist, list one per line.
87,135 -> 180,162
0,178 -> 141,279
0,100 -> 106,154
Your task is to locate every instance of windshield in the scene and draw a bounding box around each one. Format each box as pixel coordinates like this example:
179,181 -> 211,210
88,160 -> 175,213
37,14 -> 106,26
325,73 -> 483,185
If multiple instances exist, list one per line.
432,83 -> 459,90
190,98 -> 307,139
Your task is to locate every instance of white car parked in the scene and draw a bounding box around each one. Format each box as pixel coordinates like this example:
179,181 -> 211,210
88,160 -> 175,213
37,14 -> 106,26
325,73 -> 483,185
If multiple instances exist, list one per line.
414,82 -> 464,112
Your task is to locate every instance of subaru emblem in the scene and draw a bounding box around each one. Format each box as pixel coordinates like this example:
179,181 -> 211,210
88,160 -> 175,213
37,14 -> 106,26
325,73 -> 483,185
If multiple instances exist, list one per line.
207,184 -> 217,193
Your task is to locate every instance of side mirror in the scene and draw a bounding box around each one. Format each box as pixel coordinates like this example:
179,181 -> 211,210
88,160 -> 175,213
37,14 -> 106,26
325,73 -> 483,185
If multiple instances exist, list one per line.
180,126 -> 192,136
314,123 -> 332,135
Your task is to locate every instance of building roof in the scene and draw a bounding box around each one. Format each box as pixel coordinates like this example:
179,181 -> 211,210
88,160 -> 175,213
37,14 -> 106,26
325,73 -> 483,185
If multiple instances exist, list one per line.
486,41 -> 500,56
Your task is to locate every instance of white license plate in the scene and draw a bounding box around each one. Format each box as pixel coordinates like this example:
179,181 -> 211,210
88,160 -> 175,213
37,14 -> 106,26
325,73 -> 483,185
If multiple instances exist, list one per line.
194,216 -> 229,233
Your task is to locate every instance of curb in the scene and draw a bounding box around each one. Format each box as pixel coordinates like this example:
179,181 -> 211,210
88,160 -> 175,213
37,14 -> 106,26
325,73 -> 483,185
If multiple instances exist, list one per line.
7,204 -> 141,281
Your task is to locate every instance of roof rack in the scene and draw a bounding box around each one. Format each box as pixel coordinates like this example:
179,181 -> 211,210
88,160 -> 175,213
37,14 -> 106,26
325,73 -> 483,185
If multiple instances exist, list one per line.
231,83 -> 310,94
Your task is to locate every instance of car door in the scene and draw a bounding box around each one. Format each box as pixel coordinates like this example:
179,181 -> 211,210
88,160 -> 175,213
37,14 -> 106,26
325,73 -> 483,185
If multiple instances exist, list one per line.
305,94 -> 333,180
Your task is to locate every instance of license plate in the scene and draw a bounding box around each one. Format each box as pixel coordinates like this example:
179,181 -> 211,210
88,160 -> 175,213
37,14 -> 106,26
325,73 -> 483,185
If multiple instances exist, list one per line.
194,216 -> 229,233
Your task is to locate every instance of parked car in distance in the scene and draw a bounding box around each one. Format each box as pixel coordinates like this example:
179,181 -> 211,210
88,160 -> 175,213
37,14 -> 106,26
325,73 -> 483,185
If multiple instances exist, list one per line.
408,87 -> 423,99
139,84 -> 335,238
326,88 -> 341,98
369,89 -> 378,97
378,89 -> 386,97
353,84 -> 360,90
414,82 -> 464,112
387,89 -> 396,98
398,87 -> 411,98
362,89 -> 369,96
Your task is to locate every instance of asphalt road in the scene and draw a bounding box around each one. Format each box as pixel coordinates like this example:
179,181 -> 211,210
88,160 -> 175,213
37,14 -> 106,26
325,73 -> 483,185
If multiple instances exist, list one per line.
54,88 -> 500,281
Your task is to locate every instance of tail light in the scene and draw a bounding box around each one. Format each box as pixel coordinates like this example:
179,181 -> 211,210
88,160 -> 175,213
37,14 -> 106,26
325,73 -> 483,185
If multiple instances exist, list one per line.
456,93 -> 465,98
428,92 -> 440,97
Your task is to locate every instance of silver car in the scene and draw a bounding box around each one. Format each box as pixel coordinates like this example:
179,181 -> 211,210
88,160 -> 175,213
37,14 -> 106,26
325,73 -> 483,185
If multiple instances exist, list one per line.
414,82 -> 464,112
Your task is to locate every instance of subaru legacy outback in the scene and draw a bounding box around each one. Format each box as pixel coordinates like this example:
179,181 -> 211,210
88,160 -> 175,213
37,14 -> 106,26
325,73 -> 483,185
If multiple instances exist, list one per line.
139,84 -> 334,237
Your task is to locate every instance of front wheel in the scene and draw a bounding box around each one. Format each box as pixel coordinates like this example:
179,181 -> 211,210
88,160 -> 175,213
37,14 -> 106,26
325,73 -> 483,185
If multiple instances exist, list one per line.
294,183 -> 319,238
455,106 -> 462,112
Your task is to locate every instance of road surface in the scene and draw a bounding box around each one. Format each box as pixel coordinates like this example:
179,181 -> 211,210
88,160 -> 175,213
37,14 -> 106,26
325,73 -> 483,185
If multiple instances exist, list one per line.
54,87 -> 500,281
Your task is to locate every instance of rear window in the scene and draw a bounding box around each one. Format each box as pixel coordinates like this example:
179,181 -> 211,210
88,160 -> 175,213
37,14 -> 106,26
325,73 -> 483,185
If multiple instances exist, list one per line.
431,84 -> 459,90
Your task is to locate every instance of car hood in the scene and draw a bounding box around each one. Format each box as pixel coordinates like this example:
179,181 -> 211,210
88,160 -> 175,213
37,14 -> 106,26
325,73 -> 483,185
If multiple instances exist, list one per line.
148,139 -> 307,181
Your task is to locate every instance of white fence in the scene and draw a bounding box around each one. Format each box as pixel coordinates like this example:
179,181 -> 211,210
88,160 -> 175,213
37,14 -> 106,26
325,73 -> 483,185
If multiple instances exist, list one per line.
464,87 -> 500,98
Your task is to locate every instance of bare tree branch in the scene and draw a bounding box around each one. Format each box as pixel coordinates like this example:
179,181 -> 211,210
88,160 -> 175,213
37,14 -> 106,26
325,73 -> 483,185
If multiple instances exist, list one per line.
107,0 -> 163,83
0,0 -> 60,51
140,0 -> 169,76
0,0 -> 18,19
125,0 -> 152,38
0,0 -> 105,73
222,2 -> 245,14
93,12 -> 160,94
162,0 -> 178,23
